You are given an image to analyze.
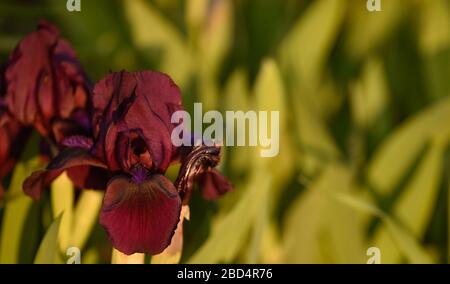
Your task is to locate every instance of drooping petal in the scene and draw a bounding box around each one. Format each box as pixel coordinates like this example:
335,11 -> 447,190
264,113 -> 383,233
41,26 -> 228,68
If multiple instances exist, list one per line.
197,169 -> 233,200
99,174 -> 181,255
151,205 -> 189,264
66,165 -> 109,190
23,147 -> 107,200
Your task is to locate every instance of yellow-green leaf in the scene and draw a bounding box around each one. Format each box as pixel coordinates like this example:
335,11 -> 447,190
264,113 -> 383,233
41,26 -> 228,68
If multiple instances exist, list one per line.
368,96 -> 450,196
34,213 -> 63,264
188,171 -> 272,263
70,190 -> 104,250
51,172 -> 74,253
0,157 -> 42,264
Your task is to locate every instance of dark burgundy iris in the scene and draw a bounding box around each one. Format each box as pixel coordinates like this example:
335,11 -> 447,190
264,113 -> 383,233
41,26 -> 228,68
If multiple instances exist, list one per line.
22,70 -> 232,255
4,20 -> 91,145
0,99 -> 29,179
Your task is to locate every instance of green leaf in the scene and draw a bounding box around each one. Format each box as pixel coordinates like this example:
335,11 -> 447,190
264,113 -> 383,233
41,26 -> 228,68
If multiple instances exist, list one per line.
370,137 -> 445,263
350,58 -> 390,129
283,165 -> 366,263
124,0 -> 191,87
346,0 -> 408,58
418,0 -> 450,55
196,0 -> 232,110
51,173 -> 74,253
278,0 -> 346,175
280,0 -> 346,93
224,69 -> 251,175
34,213 -> 63,264
253,59 -> 294,186
70,190 -> 104,251
188,171 -> 272,263
368,96 -> 450,196
0,134 -> 43,264
394,137 -> 445,237
329,190 -> 435,264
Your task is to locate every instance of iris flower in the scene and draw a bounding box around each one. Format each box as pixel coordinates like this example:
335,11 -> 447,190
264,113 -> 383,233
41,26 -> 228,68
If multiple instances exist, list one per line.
23,71 -> 232,255
4,21 -> 91,146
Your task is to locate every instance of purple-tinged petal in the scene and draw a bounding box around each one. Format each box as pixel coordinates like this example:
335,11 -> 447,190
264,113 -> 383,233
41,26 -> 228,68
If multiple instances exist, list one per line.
61,135 -> 93,150
23,147 -> 107,200
99,174 -> 181,255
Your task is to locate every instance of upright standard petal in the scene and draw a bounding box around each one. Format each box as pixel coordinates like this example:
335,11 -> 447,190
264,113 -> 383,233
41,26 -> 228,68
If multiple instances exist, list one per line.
92,71 -> 183,173
5,20 -> 91,142
100,174 -> 181,255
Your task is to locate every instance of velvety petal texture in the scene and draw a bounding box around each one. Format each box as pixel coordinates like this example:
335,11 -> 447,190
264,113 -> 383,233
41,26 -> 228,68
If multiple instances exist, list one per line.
4,20 -> 91,143
23,147 -> 108,200
0,103 -> 30,178
92,71 -> 183,173
197,169 -> 233,200
20,67 -> 232,256
100,174 -> 181,255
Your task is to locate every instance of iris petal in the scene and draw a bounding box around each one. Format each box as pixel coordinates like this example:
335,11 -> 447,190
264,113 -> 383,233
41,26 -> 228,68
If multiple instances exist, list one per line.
198,169 -> 233,200
92,71 -> 183,173
23,147 -> 107,200
99,174 -> 181,255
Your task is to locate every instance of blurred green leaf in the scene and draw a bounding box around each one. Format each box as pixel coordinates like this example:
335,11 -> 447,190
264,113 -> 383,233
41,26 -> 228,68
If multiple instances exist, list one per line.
283,165 -> 365,263
368,96 -> 450,196
350,58 -> 390,129
280,0 -> 346,94
197,0 -> 232,110
70,190 -> 104,251
51,173 -> 74,253
371,136 -> 445,263
188,171 -> 272,263
330,189 -> 435,264
0,137 -> 43,264
224,69 -> 251,175
346,0 -> 408,58
278,0 -> 344,175
124,0 -> 191,87
253,59 -> 294,186
34,213 -> 63,264
394,137 -> 445,237
418,0 -> 450,55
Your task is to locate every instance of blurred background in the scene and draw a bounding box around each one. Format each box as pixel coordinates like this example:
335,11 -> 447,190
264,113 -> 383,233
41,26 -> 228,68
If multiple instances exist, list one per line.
1,0 -> 450,264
